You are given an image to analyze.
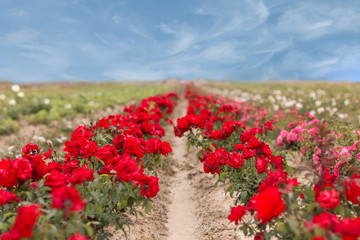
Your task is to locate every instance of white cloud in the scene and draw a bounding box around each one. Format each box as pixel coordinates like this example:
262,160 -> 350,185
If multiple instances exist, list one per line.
0,29 -> 38,44
276,2 -> 360,40
17,44 -> 70,69
196,0 -> 269,38
9,9 -> 27,17
160,22 -> 197,54
112,13 -> 152,39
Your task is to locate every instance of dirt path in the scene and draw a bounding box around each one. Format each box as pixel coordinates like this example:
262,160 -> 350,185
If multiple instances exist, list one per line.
166,102 -> 199,240
110,100 -> 247,239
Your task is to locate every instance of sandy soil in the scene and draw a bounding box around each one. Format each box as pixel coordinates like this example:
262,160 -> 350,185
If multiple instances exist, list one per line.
109,101 -> 248,240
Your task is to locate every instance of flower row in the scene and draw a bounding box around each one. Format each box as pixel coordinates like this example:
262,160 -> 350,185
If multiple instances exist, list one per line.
0,92 -> 179,239
175,84 -> 360,240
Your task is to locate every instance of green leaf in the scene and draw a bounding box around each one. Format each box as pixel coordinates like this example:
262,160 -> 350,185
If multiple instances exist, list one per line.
219,172 -> 227,183
145,200 -> 152,213
277,222 -> 286,232
287,216 -> 300,235
304,189 -> 315,201
84,223 -> 94,237
94,204 -> 103,215
240,191 -> 248,203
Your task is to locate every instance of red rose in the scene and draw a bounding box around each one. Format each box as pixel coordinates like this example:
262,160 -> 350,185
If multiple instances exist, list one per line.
176,116 -> 190,132
141,121 -> 153,133
255,157 -> 268,174
12,158 -> 33,181
68,233 -> 88,240
0,158 -> 18,188
252,187 -> 285,224
140,176 -> 159,198
306,212 -> 338,230
345,179 -> 360,204
333,217 -> 360,240
317,189 -> 340,209
95,145 -> 118,164
228,152 -> 244,169
51,185 -> 85,212
0,189 -> 19,205
31,154 -> 48,180
45,170 -> 69,189
21,143 -> 40,157
70,165 -> 94,185
160,141 -> 172,156
228,205 -> 247,225
1,204 -> 41,240
146,138 -> 162,154
122,135 -> 145,158
116,155 -> 140,182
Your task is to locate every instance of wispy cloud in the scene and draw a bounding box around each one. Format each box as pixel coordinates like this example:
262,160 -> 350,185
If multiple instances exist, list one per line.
0,28 -> 38,44
112,13 -> 152,40
0,0 -> 359,82
195,0 -> 269,38
8,9 -> 27,17
276,2 -> 360,40
160,22 -> 197,54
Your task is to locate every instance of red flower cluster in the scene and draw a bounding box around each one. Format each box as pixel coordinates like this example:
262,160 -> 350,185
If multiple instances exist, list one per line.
0,91 -> 179,238
51,185 -> 85,212
0,144 -> 51,189
177,86 -> 290,227
228,205 -> 247,225
0,188 -> 19,205
250,187 -> 285,224
1,204 -> 41,240
307,212 -> 360,239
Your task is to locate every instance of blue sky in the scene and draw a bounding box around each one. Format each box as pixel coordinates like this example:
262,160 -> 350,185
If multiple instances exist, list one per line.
0,0 -> 359,82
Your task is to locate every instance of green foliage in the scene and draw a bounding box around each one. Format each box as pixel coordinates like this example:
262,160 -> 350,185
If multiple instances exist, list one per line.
0,117 -> 19,135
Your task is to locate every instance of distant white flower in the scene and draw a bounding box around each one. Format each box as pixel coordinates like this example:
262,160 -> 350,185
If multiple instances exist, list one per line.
273,90 -> 282,95
47,140 -> 52,145
273,105 -> 279,111
332,98 -> 337,106
33,135 -> 46,142
17,92 -> 24,98
295,103 -> 303,110
0,94 -> 5,100
337,113 -> 348,119
309,92 -> 317,100
11,84 -> 20,92
317,89 -> 326,96
283,100 -> 296,108
268,96 -> 275,103
8,145 -> 14,154
8,99 -> 16,105
44,98 -> 50,104
344,99 -> 349,106
317,107 -> 325,114
55,136 -> 67,143
310,110 -> 316,116
315,100 -> 322,107
64,103 -> 72,109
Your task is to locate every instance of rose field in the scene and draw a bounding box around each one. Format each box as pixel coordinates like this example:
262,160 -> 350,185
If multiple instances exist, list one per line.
1,80 -> 360,240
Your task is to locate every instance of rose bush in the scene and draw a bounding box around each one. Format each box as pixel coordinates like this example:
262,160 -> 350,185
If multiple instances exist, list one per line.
175,83 -> 360,240
0,92 -> 179,239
